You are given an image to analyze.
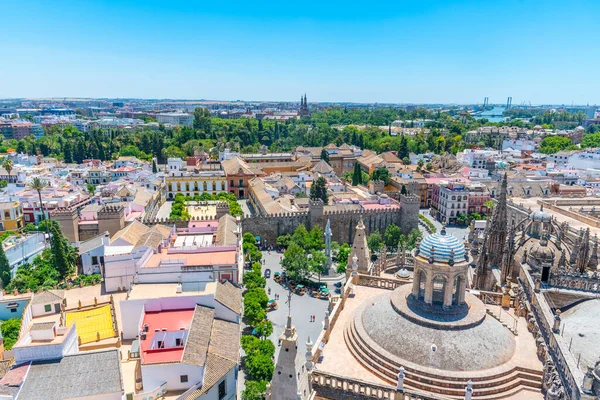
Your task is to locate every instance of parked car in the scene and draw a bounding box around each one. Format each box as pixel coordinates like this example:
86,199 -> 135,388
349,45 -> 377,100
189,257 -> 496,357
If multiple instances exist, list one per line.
264,268 -> 271,278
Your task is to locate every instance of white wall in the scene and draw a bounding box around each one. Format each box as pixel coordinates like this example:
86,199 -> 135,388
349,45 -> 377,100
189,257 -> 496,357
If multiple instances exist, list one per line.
31,301 -> 60,318
142,363 -> 203,392
104,247 -> 152,292
13,324 -> 78,364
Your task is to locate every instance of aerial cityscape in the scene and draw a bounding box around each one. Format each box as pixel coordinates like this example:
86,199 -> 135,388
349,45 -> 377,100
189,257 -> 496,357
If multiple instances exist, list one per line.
1,1 -> 600,400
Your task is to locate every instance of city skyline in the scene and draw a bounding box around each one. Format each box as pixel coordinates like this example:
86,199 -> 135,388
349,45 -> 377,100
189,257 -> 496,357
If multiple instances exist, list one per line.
2,0 -> 600,104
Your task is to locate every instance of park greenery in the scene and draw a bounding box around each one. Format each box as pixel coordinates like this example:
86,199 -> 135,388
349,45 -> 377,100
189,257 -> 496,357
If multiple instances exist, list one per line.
0,318 -> 21,350
280,224 -> 326,281
4,106 -> 595,168
3,220 -> 79,293
367,224 -> 422,255
241,232 -> 273,400
539,136 -> 577,154
169,192 -> 243,220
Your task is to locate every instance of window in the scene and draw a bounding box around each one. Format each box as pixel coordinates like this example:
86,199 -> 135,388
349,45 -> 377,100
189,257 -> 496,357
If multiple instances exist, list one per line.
44,304 -> 52,312
4,211 -> 9,219
175,338 -> 182,346
218,380 -> 226,400
10,308 -> 17,313
91,256 -> 98,265
180,375 -> 188,383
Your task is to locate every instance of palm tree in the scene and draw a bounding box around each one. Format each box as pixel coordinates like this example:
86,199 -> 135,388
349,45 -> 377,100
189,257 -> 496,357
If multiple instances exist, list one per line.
2,158 -> 13,185
29,177 -> 50,241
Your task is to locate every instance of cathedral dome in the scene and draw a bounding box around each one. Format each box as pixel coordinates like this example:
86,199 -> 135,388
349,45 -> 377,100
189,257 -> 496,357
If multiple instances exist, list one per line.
418,228 -> 465,264
530,207 -> 551,222
530,243 -> 555,262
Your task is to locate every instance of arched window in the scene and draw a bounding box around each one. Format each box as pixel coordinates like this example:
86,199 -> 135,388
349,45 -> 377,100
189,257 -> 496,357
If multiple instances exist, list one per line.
417,270 -> 426,301
452,275 -> 463,305
432,276 -> 446,305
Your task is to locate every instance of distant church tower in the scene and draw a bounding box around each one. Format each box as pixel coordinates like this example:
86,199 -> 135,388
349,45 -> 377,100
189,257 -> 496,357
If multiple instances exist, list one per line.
476,173 -> 508,290
298,93 -> 310,117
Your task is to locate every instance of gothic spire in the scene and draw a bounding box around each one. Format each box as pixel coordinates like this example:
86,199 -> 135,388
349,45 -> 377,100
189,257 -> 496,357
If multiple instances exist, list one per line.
476,173 -> 508,290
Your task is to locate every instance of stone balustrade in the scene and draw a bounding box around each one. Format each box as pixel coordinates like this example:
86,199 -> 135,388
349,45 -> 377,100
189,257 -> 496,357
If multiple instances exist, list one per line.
358,274 -> 410,290
312,371 -> 448,400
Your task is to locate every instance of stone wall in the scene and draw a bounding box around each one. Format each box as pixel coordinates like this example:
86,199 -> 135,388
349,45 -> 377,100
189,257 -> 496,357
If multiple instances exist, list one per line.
241,194 -> 420,245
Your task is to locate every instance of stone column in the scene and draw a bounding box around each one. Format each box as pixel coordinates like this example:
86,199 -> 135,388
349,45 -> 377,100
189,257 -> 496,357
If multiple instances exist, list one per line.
458,281 -> 467,305
443,277 -> 453,307
411,269 -> 421,298
424,274 -> 433,305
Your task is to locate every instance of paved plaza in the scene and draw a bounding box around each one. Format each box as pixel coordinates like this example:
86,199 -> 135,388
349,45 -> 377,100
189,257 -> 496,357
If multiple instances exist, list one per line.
261,251 -> 330,358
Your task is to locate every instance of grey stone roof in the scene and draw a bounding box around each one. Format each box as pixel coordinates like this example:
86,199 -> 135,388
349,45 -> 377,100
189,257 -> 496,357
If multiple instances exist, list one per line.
30,290 -> 64,306
215,281 -> 242,315
183,319 -> 240,399
17,349 -> 122,400
134,230 -> 164,249
559,298 -> 600,372
215,214 -> 238,246
30,322 -> 55,331
78,232 -> 109,254
181,306 -> 215,367
360,292 -> 516,371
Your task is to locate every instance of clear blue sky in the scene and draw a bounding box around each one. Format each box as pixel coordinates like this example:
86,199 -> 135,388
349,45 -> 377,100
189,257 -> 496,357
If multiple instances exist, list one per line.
1,0 -> 599,105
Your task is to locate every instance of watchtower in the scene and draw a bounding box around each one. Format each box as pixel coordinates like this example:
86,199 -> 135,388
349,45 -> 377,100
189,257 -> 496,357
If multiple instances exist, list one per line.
98,205 -> 125,237
308,199 -> 324,229
399,194 -> 420,234
50,208 -> 80,242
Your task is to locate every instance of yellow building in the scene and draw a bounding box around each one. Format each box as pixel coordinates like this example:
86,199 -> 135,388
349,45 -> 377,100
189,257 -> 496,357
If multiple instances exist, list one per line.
165,172 -> 228,200
0,202 -> 23,232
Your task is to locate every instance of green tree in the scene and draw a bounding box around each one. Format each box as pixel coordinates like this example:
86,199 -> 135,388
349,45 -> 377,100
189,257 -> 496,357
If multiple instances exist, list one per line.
244,300 -> 266,326
276,234 -> 292,249
152,159 -> 158,173
539,136 -> 573,154
242,380 -> 267,400
246,354 -> 274,381
0,243 -> 11,287
309,176 -> 329,205
398,134 -> 409,159
352,162 -> 362,186
309,250 -> 327,279
384,223 -> 401,248
49,222 -> 74,279
2,158 -> 13,184
336,242 -> 351,273
320,148 -> 329,162
581,132 -> 600,149
0,318 -> 21,350
281,243 -> 310,281
254,320 -> 273,339
406,228 -> 422,250
418,158 -> 425,168
456,213 -> 468,225
401,184 -> 408,195
367,232 -> 383,253
63,140 -> 74,163
29,177 -> 50,240
0,180 -> 7,188
87,184 -> 96,194
371,167 -> 391,185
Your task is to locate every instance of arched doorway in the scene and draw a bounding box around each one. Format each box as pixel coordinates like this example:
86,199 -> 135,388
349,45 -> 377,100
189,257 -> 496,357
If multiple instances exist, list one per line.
452,275 -> 463,305
432,275 -> 446,305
